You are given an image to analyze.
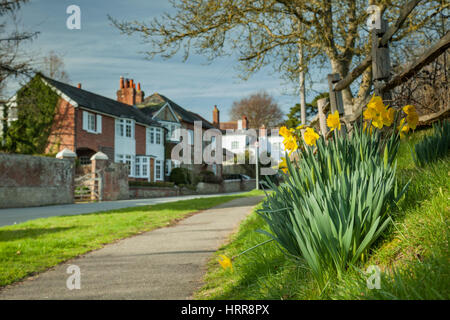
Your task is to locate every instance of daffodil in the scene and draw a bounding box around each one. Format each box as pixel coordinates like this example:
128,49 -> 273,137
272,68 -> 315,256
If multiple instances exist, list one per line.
279,157 -> 288,173
403,105 -> 416,115
326,111 -> 341,132
304,127 -> 319,146
279,126 -> 291,139
406,110 -> 418,130
218,255 -> 233,271
383,108 -> 395,127
397,118 -> 410,139
296,124 -> 305,130
283,135 -> 298,155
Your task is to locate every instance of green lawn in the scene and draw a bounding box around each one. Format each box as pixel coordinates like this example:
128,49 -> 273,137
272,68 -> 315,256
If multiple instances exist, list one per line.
0,190 -> 264,288
195,129 -> 450,300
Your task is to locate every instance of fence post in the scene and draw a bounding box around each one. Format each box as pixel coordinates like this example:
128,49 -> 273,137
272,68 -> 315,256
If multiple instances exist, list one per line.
328,74 -> 347,136
317,98 -> 328,137
372,18 -> 392,102
90,152 -> 109,202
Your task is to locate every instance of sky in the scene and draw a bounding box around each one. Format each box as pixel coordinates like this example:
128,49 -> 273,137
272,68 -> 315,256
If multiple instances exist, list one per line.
8,0 -> 330,122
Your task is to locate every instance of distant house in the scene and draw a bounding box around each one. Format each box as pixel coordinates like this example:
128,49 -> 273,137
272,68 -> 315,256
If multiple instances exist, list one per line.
210,105 -> 285,164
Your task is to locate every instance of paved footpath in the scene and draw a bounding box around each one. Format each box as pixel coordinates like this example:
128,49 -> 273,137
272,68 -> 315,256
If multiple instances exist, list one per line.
0,196 -> 263,300
0,192 -> 245,227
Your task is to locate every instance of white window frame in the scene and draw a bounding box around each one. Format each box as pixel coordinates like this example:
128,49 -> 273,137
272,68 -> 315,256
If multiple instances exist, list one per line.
231,141 -> 239,150
156,128 -> 161,145
83,111 -> 101,134
155,160 -> 162,181
116,119 -> 134,139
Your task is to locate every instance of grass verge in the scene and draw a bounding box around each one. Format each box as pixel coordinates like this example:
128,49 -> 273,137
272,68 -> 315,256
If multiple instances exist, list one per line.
194,129 -> 449,300
0,190 -> 264,288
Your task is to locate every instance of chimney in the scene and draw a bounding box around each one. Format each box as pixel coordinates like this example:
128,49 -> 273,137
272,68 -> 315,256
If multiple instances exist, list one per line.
135,82 -> 144,104
242,115 -> 248,129
77,83 -> 82,89
212,105 -> 220,126
117,76 -> 137,106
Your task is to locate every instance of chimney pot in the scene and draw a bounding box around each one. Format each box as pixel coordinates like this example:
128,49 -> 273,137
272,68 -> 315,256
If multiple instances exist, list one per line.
120,76 -> 124,89
77,83 -> 82,89
137,83 -> 141,91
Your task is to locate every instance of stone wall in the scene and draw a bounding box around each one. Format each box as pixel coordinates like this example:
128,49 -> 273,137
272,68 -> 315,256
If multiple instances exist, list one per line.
0,153 -> 75,208
129,179 -> 256,199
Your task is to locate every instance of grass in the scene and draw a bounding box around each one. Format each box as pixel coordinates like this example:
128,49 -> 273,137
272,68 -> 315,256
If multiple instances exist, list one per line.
0,189 -> 264,288
194,128 -> 450,300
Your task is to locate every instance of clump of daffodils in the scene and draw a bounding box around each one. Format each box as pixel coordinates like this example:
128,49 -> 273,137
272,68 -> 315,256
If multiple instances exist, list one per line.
362,95 -> 418,139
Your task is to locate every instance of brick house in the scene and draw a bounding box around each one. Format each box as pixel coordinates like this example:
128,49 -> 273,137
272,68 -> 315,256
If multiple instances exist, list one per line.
40,75 -> 165,182
136,92 -> 223,178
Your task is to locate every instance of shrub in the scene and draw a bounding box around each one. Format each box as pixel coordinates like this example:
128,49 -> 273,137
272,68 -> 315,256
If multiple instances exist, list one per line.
169,167 -> 194,185
411,120 -> 450,167
259,125 -> 407,287
200,170 -> 223,184
129,181 -> 175,188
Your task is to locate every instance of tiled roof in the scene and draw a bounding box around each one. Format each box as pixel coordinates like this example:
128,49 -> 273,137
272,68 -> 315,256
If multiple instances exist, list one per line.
138,93 -> 216,129
42,75 -> 161,128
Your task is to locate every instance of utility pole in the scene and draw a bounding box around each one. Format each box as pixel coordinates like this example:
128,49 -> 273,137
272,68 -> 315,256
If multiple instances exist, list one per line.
255,141 -> 259,190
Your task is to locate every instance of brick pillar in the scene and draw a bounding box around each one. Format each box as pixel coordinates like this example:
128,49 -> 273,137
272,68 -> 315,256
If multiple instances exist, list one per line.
56,148 -> 77,204
90,152 -> 109,201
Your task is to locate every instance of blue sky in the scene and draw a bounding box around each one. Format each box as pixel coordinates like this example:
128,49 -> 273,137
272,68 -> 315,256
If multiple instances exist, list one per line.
10,0 -> 330,122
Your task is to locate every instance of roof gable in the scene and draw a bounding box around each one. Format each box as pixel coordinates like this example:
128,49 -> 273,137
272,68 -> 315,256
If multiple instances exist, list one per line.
40,75 -> 161,128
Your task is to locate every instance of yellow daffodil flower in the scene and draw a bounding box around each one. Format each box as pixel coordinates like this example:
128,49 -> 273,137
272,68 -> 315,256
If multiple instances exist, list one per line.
279,157 -> 288,173
304,127 -> 320,146
397,118 -> 410,139
279,126 -> 291,139
283,135 -> 298,155
403,105 -> 416,115
406,111 -> 419,130
326,111 -> 341,132
296,124 -> 305,130
218,255 -> 233,271
383,108 -> 395,127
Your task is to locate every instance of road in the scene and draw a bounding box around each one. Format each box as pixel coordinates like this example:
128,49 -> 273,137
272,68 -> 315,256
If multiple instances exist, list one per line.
0,192 -> 245,227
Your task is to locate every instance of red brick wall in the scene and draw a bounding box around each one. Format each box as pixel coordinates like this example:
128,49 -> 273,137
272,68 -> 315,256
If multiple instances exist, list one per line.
75,108 -> 115,156
135,124 -> 146,155
45,98 -> 76,154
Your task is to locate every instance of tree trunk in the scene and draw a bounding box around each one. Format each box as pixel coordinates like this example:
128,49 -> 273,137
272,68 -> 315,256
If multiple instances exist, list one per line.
299,43 -> 306,125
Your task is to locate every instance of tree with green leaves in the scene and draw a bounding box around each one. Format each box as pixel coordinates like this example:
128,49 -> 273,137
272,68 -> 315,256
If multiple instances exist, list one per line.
110,0 -> 446,113
1,74 -> 59,154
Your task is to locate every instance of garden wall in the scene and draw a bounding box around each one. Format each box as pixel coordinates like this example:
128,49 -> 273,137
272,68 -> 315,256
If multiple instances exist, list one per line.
129,179 -> 256,199
0,153 -> 74,208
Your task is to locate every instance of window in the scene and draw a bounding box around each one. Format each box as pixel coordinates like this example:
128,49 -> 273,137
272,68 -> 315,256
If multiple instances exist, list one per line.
116,154 -> 134,177
231,141 -> 239,150
142,157 -> 148,177
149,128 -> 155,144
79,155 -> 91,165
87,113 -> 96,132
156,128 -> 161,144
155,160 -> 162,180
135,157 -> 141,177
165,159 -> 171,176
188,130 -> 194,145
83,111 -> 101,134
134,156 -> 150,178
116,119 -> 133,138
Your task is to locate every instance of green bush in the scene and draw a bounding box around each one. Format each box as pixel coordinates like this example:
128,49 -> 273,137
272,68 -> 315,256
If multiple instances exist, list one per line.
258,125 -> 407,287
129,181 -> 175,188
169,167 -> 194,185
200,170 -> 223,184
411,120 -> 450,167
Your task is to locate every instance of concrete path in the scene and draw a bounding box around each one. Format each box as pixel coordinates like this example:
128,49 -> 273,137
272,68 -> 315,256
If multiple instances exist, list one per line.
0,196 -> 263,300
0,192 -> 245,227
